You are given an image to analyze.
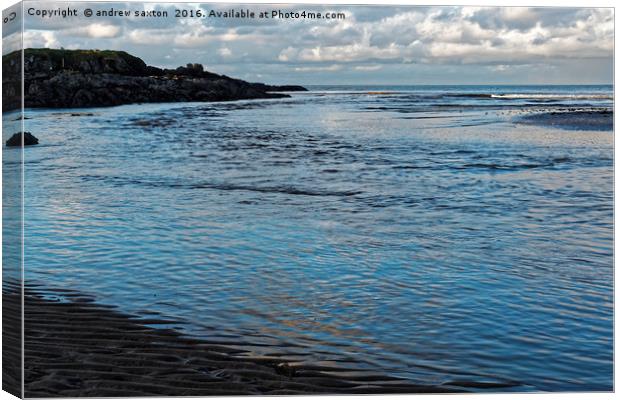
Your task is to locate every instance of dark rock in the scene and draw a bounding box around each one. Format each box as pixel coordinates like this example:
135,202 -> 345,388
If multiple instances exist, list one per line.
251,83 -> 308,92
2,49 -> 308,111
271,85 -> 308,92
6,132 -> 39,147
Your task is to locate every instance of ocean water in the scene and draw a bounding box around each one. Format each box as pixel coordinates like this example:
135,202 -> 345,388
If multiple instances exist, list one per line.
8,85 -> 613,391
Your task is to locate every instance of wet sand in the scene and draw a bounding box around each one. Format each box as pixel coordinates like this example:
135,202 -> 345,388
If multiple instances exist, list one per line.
4,286 -> 467,397
2,283 -> 22,397
516,109 -> 613,131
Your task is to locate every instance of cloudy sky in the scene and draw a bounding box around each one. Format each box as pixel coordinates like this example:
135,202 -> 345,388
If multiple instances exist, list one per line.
4,2 -> 614,84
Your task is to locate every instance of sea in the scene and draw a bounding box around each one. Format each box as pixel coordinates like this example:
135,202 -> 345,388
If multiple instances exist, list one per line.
4,84 -> 614,391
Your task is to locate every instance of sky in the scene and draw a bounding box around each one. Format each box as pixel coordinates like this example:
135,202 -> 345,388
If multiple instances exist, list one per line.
2,2 -> 614,85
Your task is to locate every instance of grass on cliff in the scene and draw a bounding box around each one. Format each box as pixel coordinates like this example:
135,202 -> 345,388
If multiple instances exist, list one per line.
3,48 -> 147,73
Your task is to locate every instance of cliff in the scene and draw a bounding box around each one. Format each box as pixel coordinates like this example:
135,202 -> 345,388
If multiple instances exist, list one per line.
2,49 -> 307,111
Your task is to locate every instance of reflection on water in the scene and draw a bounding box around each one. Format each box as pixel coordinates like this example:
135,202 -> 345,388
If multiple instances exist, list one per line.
15,85 -> 613,392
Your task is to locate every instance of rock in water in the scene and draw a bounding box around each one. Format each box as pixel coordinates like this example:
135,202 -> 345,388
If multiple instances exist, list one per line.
5,132 -> 39,147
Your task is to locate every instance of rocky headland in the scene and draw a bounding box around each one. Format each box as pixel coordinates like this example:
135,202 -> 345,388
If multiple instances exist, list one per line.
2,49 -> 307,111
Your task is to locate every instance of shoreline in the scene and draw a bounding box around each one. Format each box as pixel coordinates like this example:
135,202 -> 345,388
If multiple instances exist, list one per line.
5,285 -> 469,397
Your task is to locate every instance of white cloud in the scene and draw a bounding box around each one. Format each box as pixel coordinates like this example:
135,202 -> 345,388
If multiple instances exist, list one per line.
81,24 -> 121,39
2,32 -> 22,55
490,64 -> 509,72
127,29 -> 171,45
354,65 -> 382,71
294,64 -> 343,72
12,4 -> 613,83
22,30 -> 60,49
218,47 -> 232,57
278,46 -> 297,62
277,7 -> 613,65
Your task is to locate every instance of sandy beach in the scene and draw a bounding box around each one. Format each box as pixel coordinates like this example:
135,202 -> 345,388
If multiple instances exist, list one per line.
2,282 -> 22,397
516,109 -> 613,131
2,286 -> 470,397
